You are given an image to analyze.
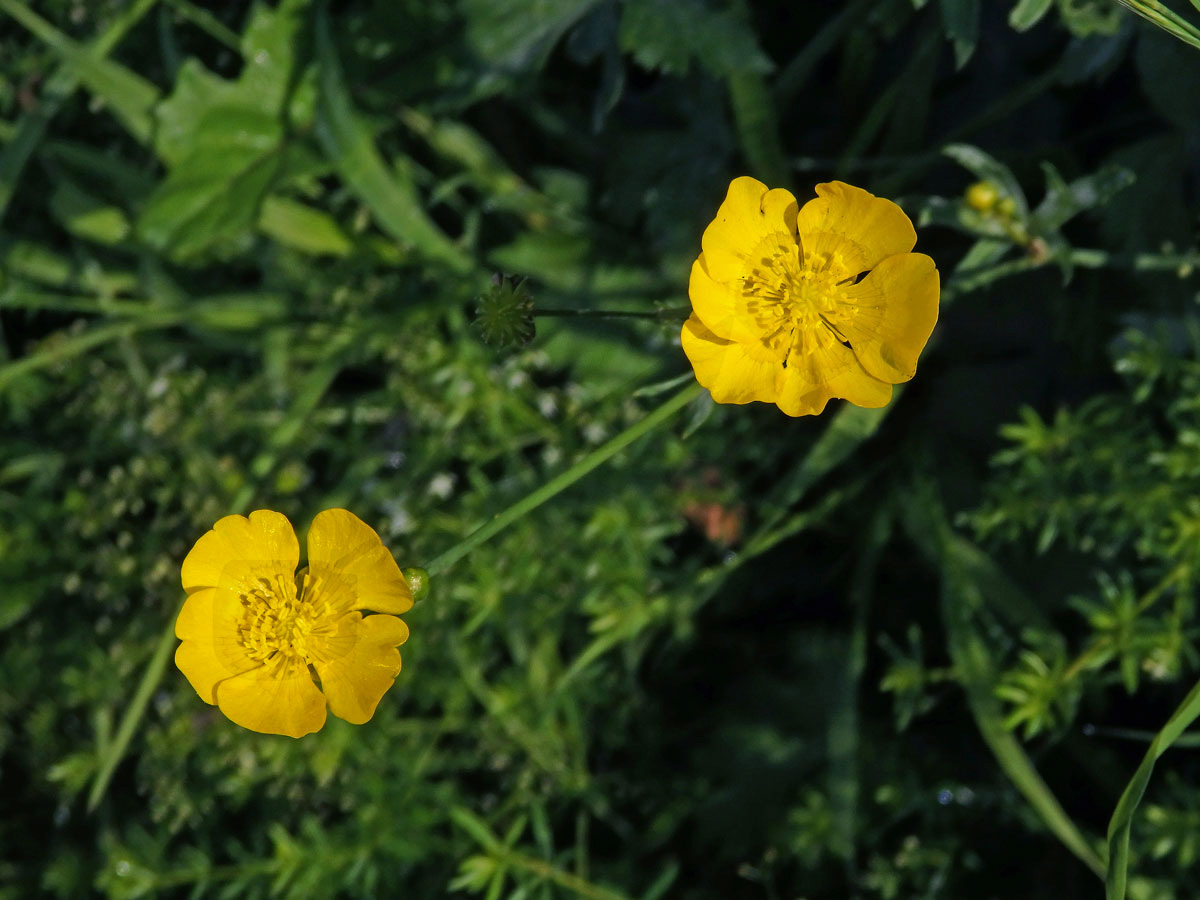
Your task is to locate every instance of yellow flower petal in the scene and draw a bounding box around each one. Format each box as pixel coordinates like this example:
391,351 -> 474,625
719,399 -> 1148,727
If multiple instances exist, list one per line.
700,177 -> 799,282
777,329 -> 893,417
215,657 -> 328,738
833,253 -> 940,384
306,508 -> 413,615
175,640 -> 260,705
795,181 -> 916,276
311,613 -> 409,725
681,314 -> 781,405
689,257 -> 743,342
180,510 -> 298,595
175,586 -> 259,702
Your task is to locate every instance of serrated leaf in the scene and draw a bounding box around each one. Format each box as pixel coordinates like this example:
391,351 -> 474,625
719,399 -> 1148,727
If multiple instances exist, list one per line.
461,0 -> 602,72
136,0 -> 309,262
619,0 -> 773,78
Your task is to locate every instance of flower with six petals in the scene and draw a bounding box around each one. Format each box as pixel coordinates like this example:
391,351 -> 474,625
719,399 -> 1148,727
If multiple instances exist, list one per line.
175,508 -> 412,738
682,177 -> 940,417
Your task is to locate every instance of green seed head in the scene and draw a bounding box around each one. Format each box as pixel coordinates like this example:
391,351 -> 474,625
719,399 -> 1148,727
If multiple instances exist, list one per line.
475,274 -> 536,348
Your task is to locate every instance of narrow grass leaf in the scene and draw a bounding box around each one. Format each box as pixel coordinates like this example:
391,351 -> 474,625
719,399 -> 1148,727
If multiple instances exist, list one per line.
901,493 -> 1105,878
0,315 -> 180,393
0,0 -> 159,144
1105,677 -> 1200,900
86,618 -> 176,811
940,566 -> 1104,878
451,807 -> 506,852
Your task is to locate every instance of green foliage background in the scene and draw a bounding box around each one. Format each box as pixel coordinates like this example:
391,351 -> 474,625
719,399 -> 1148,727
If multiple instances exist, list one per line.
2,0 -> 1200,897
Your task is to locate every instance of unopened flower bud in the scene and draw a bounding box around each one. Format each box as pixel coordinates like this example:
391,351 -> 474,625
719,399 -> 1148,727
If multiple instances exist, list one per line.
965,181 -> 1000,212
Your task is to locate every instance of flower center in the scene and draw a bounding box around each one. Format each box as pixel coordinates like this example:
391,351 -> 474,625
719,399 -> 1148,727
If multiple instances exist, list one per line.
235,570 -> 333,664
739,234 -> 856,362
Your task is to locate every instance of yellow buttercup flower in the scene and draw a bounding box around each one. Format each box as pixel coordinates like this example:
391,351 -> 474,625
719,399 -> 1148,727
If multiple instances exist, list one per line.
175,508 -> 413,738
682,177 -> 940,417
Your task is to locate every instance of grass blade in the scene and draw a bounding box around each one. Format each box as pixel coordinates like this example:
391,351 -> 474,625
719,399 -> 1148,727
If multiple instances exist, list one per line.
86,618 -> 176,811
1114,0 -> 1200,49
0,0 -> 157,220
0,315 -> 181,392
0,0 -> 160,144
1105,677 -> 1200,900
902,490 -> 1105,878
941,538 -> 1105,878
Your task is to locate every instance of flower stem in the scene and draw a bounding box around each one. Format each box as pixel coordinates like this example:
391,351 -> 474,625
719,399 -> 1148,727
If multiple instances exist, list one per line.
423,381 -> 704,577
534,308 -> 688,320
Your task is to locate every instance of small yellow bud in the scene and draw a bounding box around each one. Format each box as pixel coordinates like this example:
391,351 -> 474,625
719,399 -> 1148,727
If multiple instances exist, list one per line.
995,196 -> 1016,218
965,181 -> 999,212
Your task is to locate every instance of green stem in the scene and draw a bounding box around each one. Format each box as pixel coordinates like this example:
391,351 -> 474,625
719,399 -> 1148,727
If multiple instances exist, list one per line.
162,0 -> 241,50
501,848 -> 633,900
534,308 -> 687,320
943,246 -> 1200,304
424,382 -> 703,577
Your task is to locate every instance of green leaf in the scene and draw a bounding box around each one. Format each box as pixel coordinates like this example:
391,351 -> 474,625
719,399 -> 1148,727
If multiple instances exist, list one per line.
136,0 -> 310,262
1008,0 -> 1055,30
460,0 -> 602,72
618,0 -> 773,78
450,808 -> 505,853
257,196 -> 353,257
48,180 -> 131,246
